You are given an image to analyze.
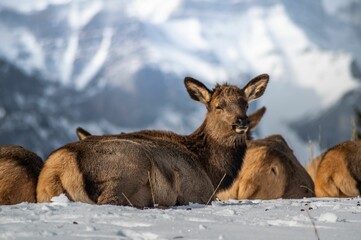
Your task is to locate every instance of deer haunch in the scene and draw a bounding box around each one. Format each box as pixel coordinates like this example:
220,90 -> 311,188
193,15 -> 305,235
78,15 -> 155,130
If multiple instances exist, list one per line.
307,140 -> 361,197
0,145 -> 43,205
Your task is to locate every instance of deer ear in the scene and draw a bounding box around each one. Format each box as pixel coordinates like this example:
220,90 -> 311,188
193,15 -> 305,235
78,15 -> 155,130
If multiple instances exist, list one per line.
243,74 -> 269,102
184,77 -> 212,105
270,165 -> 279,176
248,106 -> 266,130
76,127 -> 91,140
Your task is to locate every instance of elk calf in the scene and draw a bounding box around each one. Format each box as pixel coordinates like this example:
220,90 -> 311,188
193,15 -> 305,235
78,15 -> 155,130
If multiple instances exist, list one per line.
307,140 -> 361,197
37,74 -> 269,207
0,146 -> 43,205
217,135 -> 315,200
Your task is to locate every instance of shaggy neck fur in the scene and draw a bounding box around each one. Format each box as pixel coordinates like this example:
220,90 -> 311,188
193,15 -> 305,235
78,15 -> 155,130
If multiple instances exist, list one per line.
185,120 -> 247,191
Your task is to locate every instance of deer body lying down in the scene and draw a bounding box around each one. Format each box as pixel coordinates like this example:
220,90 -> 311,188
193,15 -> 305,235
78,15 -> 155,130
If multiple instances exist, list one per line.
77,109 -> 313,200
307,140 -> 361,197
37,74 -> 269,207
217,135 -> 315,200
0,146 -> 43,205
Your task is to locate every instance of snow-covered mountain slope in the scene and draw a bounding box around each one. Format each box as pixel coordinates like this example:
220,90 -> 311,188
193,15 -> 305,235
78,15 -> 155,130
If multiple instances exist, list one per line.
291,89 -> 361,149
0,196 -> 360,240
0,0 -> 360,161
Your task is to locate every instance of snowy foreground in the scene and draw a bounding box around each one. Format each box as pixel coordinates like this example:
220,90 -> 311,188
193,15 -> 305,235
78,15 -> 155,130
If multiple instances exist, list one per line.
0,195 -> 360,240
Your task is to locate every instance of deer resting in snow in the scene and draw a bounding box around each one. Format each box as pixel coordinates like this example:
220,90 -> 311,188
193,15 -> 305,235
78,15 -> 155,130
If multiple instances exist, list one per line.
36,74 -> 269,207
217,135 -> 315,200
307,140 -> 361,197
0,146 -> 43,205
77,108 -> 313,200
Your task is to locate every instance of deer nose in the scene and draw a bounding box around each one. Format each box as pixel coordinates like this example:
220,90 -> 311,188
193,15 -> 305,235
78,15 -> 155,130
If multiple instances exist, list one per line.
240,117 -> 250,127
232,117 -> 249,134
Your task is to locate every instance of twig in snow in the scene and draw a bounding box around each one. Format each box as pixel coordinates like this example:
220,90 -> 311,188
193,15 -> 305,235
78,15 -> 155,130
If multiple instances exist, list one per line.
148,171 -> 157,207
122,192 -> 134,208
300,185 -> 315,195
207,173 -> 227,205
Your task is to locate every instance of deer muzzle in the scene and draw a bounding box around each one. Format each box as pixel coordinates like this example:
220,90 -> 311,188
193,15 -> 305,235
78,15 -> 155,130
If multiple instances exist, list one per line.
232,117 -> 250,134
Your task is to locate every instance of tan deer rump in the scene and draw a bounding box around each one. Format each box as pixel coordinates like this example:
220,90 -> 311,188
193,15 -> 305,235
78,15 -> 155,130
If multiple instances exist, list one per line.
310,141 -> 361,197
0,146 -> 43,205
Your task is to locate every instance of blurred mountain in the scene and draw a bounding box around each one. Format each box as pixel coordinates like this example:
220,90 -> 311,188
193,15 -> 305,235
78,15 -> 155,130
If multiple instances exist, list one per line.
284,0 -> 361,152
0,58 -> 195,156
290,89 -> 361,150
0,0 -> 360,160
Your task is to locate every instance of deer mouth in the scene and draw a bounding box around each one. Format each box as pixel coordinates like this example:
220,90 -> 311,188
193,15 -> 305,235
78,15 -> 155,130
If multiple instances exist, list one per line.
232,125 -> 249,135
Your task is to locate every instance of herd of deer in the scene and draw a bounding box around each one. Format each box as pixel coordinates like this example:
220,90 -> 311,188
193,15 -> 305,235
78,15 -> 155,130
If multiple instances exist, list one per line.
1,74 -> 360,207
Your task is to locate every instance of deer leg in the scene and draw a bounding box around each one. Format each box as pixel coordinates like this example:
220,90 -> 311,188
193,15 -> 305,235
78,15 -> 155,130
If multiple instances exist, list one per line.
237,181 -> 259,200
315,177 -> 340,197
333,173 -> 360,197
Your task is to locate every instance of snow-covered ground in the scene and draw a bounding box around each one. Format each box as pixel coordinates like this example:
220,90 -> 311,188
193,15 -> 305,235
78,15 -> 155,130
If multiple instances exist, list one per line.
1,195 -> 360,239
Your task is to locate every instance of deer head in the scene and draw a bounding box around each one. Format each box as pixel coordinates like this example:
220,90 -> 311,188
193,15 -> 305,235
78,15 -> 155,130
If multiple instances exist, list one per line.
184,74 -> 269,144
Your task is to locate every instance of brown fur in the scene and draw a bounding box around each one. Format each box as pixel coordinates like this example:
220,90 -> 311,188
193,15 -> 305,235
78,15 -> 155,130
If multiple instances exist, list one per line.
73,107 -> 267,204
77,108 -> 312,201
0,146 -> 43,205
217,135 -> 315,200
36,149 -> 94,203
37,74 -> 269,207
308,141 -> 361,197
